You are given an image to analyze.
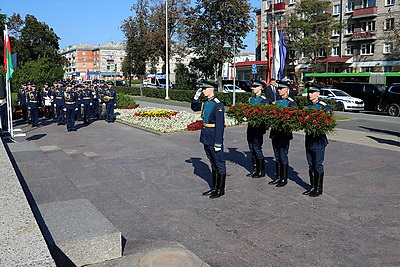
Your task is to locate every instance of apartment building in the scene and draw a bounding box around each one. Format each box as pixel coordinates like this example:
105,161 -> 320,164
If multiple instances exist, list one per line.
258,0 -> 400,81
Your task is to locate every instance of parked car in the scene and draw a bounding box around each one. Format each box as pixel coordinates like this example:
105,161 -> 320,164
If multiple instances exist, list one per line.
222,80 -> 253,92
222,84 -> 247,93
319,89 -> 364,112
377,84 -> 400,116
332,83 -> 383,110
115,80 -> 128,87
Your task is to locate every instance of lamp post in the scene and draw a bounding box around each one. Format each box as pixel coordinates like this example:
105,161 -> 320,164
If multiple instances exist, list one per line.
223,37 -> 236,106
165,0 -> 170,100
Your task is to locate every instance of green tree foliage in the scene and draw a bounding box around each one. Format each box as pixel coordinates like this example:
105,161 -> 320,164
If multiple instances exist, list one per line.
174,63 -> 193,90
183,0 -> 253,87
285,0 -> 342,71
11,57 -> 64,92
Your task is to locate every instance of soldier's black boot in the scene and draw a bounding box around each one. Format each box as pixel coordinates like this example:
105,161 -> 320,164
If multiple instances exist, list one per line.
309,172 -> 324,197
246,157 -> 257,177
253,158 -> 265,178
302,170 -> 315,195
203,170 -> 217,196
276,163 -> 288,187
268,161 -> 281,185
210,173 -> 226,199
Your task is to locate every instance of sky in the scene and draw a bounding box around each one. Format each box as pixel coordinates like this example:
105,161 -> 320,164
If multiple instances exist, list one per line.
2,0 -> 261,52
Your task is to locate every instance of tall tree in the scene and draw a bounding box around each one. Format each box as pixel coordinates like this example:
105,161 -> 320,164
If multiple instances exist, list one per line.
285,0 -> 341,75
183,0 -> 253,90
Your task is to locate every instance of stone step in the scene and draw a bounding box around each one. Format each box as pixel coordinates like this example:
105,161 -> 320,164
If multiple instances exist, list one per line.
38,198 -> 122,266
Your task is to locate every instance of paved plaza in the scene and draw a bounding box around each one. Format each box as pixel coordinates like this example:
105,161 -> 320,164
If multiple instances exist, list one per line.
3,97 -> 400,266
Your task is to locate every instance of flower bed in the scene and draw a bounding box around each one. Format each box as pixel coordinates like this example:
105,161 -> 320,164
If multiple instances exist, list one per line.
116,107 -> 238,133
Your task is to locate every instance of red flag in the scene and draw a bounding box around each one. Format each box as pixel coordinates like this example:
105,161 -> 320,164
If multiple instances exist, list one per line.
3,26 -> 14,80
266,26 -> 273,85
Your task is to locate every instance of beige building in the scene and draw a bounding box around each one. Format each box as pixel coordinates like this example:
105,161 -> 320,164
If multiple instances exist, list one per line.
258,0 -> 400,82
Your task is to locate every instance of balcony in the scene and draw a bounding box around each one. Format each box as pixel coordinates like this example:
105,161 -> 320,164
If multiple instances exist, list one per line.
351,31 -> 377,41
352,6 -> 378,19
268,2 -> 286,13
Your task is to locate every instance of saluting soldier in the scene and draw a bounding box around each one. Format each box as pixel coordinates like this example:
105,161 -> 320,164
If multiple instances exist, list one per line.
303,83 -> 332,197
18,82 -> 28,121
81,82 -> 93,124
63,83 -> 78,131
104,81 -> 117,122
246,80 -> 270,178
191,81 -> 226,199
268,82 -> 297,187
27,83 -> 40,127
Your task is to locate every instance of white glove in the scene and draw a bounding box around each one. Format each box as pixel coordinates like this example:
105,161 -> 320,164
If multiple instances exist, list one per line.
214,147 -> 221,152
28,107 -> 31,110
50,96 -> 54,99
194,88 -> 202,100
81,104 -> 84,107
114,104 -> 116,107
90,103 -> 92,106
75,108 -> 78,111
54,103 -> 56,107
63,108 -> 66,111
102,103 -> 106,106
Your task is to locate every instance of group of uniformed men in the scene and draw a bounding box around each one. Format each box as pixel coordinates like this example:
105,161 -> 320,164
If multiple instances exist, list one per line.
18,80 -> 117,131
192,80 -> 331,199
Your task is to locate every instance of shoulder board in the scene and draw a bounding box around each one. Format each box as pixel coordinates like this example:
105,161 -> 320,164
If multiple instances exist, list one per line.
261,96 -> 266,99
319,101 -> 327,106
213,98 -> 220,103
288,97 -> 294,102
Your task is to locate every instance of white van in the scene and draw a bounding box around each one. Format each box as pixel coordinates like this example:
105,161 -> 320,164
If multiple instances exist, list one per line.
143,74 -> 172,89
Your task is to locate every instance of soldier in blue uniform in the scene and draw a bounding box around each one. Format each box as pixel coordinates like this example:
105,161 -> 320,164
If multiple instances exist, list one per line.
303,83 -> 332,197
92,81 -> 100,119
104,81 -> 117,122
98,80 -> 107,119
268,82 -> 297,187
81,82 -> 93,124
18,82 -> 28,121
53,81 -> 66,125
246,80 -> 270,178
63,83 -> 78,131
27,84 -> 40,127
41,82 -> 52,119
75,84 -> 83,121
191,81 -> 226,199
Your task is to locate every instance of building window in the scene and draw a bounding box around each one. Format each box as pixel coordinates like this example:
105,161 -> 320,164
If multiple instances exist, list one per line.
360,44 -> 374,55
333,4 -> 341,15
384,66 -> 393,72
317,49 -> 326,57
332,29 -> 340,36
332,46 -> 339,56
384,18 -> 394,30
346,67 -> 353,73
361,0 -> 376,8
361,21 -> 375,32
346,24 -> 355,34
345,45 -> 354,55
82,63 -> 86,67
82,52 -> 86,55
331,67 -> 339,73
385,0 -> 395,6
289,0 -> 296,4
384,42 -> 393,54
346,1 -> 355,12
361,67 -> 373,72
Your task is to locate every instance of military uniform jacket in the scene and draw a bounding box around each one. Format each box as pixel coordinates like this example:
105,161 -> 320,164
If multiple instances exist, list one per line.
81,88 -> 93,105
104,88 -> 116,105
53,87 -> 65,105
191,96 -> 225,148
269,97 -> 297,140
27,91 -> 40,108
63,91 -> 78,109
18,88 -> 27,105
41,88 -> 51,106
248,95 -> 269,134
305,100 -> 331,149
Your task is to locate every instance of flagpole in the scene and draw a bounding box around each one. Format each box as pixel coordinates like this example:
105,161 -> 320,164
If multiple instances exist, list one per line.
5,78 -> 13,138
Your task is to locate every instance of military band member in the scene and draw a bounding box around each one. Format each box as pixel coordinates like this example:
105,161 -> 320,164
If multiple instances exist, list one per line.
54,81 -> 66,125
41,82 -> 52,119
27,83 -> 40,127
50,81 -> 58,122
92,81 -> 100,119
105,81 -> 117,122
81,82 -> 93,124
246,80 -> 270,178
18,82 -> 28,121
75,84 -> 83,121
191,81 -> 226,199
303,83 -> 332,197
99,80 -> 107,119
63,83 -> 78,131
268,82 -> 297,187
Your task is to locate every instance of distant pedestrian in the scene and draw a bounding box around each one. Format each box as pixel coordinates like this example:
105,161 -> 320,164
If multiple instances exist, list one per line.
191,81 -> 226,199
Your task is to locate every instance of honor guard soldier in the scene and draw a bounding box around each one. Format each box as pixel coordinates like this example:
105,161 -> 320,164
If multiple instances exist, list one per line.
75,84 -> 83,121
268,82 -> 297,187
18,82 -> 28,121
191,81 -> 226,199
104,81 -> 117,122
27,83 -> 40,127
63,83 -> 78,131
92,81 -> 100,119
81,82 -> 93,124
53,81 -> 66,125
41,82 -> 52,119
50,81 -> 58,122
246,80 -> 270,178
303,83 -> 332,197
98,80 -> 107,119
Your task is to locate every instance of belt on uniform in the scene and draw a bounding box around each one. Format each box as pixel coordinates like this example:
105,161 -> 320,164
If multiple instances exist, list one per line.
29,101 -> 38,103
56,97 -> 62,99
203,123 -> 215,127
83,97 -> 91,99
65,102 -> 76,104
107,97 -> 114,99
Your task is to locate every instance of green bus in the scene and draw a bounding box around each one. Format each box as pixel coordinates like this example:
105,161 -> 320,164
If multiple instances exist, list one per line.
304,72 -> 400,86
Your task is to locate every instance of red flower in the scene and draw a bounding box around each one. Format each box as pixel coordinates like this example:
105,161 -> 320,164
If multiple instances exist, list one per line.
330,117 -> 335,121
312,120 -> 317,124
285,114 -> 290,119
324,120 -> 329,124
263,110 -> 267,114
299,116 -> 304,121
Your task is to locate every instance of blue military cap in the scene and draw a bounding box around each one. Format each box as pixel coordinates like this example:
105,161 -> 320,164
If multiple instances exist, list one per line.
100,80 -> 106,84
306,82 -> 321,92
252,80 -> 264,87
277,82 -> 289,89
107,81 -> 114,85
199,81 -> 215,89
31,83 -> 37,87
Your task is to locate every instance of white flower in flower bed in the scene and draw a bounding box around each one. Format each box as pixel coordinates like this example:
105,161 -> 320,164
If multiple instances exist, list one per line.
116,107 -> 238,133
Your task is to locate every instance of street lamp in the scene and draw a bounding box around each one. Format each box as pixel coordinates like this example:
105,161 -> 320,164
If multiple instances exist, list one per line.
223,37 -> 236,106
165,0 -> 169,100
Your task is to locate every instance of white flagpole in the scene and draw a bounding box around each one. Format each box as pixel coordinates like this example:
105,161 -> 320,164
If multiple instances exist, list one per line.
4,26 -> 14,138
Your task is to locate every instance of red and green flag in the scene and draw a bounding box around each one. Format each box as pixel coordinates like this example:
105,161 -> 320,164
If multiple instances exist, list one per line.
3,25 -> 14,80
